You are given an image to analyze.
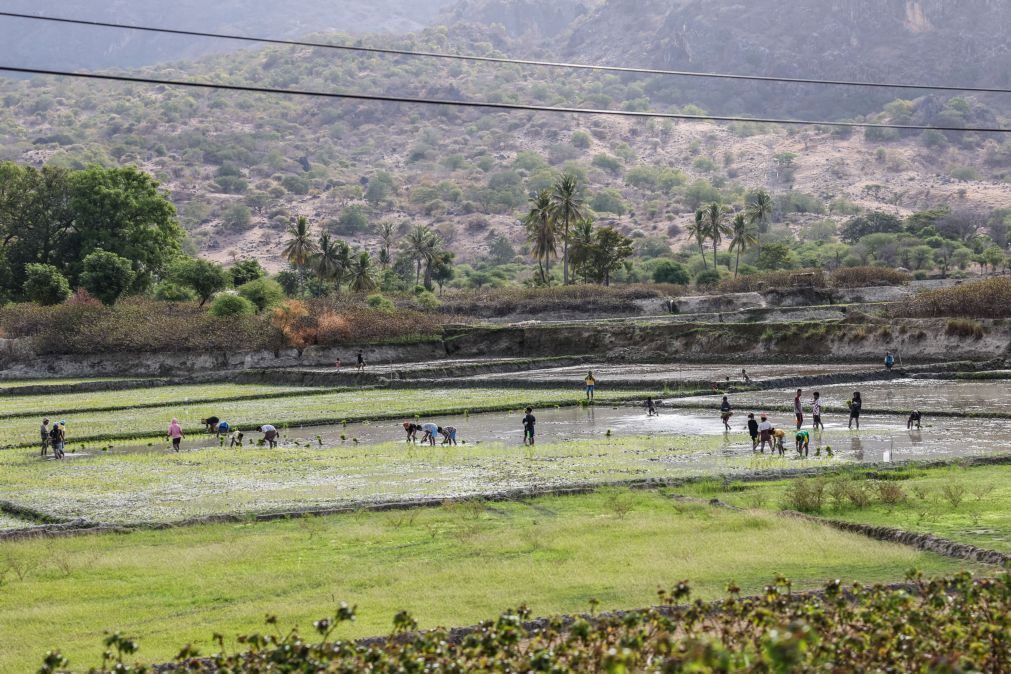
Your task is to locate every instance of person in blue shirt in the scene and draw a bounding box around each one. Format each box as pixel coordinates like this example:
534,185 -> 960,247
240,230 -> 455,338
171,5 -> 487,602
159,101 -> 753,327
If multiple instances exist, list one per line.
884,352 -> 895,370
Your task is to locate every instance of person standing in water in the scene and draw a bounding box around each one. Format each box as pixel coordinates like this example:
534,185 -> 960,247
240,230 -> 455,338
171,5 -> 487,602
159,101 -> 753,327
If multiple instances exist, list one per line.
811,392 -> 825,431
848,392 -> 862,430
356,350 -> 366,372
746,413 -> 759,451
720,396 -> 733,431
40,418 -> 51,457
646,397 -> 657,416
884,352 -> 895,371
793,389 -> 804,430
523,407 -> 536,446
584,371 -> 596,402
167,418 -> 183,452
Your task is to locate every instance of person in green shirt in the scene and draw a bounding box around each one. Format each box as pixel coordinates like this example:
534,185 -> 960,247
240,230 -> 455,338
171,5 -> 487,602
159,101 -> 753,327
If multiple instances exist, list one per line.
795,429 -> 810,457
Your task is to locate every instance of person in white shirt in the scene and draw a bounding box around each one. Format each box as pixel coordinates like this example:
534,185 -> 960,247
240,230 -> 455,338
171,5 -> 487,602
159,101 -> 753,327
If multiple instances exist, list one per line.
811,392 -> 825,431
259,424 -> 278,448
757,415 -> 773,453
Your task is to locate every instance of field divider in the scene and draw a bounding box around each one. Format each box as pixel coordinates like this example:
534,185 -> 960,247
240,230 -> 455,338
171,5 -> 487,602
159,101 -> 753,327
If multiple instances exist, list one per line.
0,392 -> 660,450
655,399 -> 1011,419
0,386 -> 371,420
4,454 -> 1010,540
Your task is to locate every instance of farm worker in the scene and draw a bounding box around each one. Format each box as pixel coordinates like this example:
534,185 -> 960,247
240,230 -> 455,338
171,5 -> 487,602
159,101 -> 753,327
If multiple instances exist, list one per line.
420,422 -> 439,446
402,421 -> 419,443
584,371 -> 596,401
646,397 -> 657,416
772,428 -> 787,455
848,392 -> 862,430
40,418 -> 50,456
794,389 -> 804,430
907,411 -> 922,430
811,392 -> 825,431
757,415 -> 773,453
440,426 -> 458,446
356,351 -> 366,372
522,407 -> 536,446
746,413 -> 759,450
335,358 -> 341,370
229,430 -> 244,447
795,430 -> 810,457
216,421 -> 230,436
259,424 -> 278,448
201,416 -> 220,433
51,421 -> 66,459
884,352 -> 895,370
720,396 -> 733,431
168,418 -> 184,452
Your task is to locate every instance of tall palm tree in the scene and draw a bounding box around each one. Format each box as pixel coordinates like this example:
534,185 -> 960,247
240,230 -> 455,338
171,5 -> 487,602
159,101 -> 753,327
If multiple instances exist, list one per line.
312,232 -> 340,282
524,189 -> 558,285
746,190 -> 774,234
348,251 -> 378,292
687,209 -> 709,270
403,225 -> 435,286
699,203 -> 730,270
550,174 -> 585,285
332,240 -> 353,291
568,218 -> 596,284
419,233 -> 445,292
728,212 -> 759,278
281,216 -> 319,268
377,222 -> 396,250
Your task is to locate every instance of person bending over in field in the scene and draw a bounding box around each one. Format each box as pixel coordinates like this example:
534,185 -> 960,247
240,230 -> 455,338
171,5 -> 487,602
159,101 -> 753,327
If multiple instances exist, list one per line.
201,416 -> 220,433
216,420 -> 231,437
229,430 -> 244,447
795,429 -> 810,457
259,424 -> 278,448
771,427 -> 787,456
440,426 -> 458,446
402,421 -> 419,443
420,422 -> 439,446
907,410 -> 922,430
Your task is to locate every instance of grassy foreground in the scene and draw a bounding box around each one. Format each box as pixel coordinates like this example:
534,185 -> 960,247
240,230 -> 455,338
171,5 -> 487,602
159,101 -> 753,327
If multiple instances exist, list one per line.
682,463 -> 1011,552
0,435 -> 796,525
0,490 -> 979,672
0,386 -> 653,447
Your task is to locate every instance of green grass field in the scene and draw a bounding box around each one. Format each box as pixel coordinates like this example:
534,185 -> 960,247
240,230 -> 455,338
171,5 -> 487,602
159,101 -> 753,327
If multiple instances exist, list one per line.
0,377 -> 150,388
0,387 -> 654,447
0,435 -> 808,525
0,490 -> 981,673
680,464 -> 1011,553
0,383 -> 325,417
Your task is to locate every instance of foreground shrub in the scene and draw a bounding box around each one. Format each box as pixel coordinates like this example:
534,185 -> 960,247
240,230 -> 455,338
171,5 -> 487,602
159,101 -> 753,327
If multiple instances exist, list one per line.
366,293 -> 395,311
947,318 -> 985,339
653,260 -> 691,285
152,281 -> 196,302
209,293 -> 257,317
694,269 -> 722,288
79,250 -> 136,305
830,266 -> 911,288
22,263 -> 71,305
237,277 -> 284,312
48,573 -> 1011,673
897,278 -> 1011,319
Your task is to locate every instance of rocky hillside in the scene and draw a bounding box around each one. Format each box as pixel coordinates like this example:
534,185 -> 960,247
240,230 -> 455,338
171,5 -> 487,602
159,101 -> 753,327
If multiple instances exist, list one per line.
0,0 -> 454,70
0,1 -> 1008,272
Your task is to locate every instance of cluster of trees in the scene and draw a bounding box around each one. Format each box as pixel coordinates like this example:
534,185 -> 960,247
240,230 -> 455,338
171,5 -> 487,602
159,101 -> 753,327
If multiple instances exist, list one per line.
523,174 -> 634,286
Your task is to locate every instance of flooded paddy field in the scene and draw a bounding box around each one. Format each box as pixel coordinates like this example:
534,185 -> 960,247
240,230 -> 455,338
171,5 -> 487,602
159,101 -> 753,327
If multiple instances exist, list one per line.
682,378 -> 1011,415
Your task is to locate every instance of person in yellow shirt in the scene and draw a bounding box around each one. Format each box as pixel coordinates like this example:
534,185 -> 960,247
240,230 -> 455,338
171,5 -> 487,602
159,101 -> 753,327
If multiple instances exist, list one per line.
584,371 -> 596,401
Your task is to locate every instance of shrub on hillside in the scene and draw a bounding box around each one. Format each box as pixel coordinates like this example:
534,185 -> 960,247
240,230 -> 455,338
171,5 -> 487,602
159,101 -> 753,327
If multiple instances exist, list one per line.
22,263 -> 71,305
895,278 -> 1011,319
152,281 -> 197,302
830,266 -> 911,288
694,270 -> 722,288
652,260 -> 690,286
237,278 -> 284,312
79,250 -> 136,305
209,294 -> 257,317
436,285 -> 678,318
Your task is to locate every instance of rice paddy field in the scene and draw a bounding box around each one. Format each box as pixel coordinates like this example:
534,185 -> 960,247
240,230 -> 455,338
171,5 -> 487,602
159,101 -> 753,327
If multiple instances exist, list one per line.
0,490 -> 985,673
0,371 -> 1007,672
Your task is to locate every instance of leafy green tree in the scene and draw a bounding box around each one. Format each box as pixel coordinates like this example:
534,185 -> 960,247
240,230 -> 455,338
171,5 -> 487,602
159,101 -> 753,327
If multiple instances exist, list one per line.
80,250 -> 136,305
209,293 -> 257,317
485,233 -> 516,267
757,242 -> 796,271
841,212 -> 903,243
238,278 -> 285,312
551,174 -> 586,285
333,205 -> 369,235
364,172 -> 396,205
431,251 -> 455,295
653,260 -> 690,285
222,203 -> 252,231
63,166 -> 183,291
169,258 -> 229,307
694,269 -> 722,287
22,263 -> 71,305
589,227 -> 634,286
229,259 -> 266,287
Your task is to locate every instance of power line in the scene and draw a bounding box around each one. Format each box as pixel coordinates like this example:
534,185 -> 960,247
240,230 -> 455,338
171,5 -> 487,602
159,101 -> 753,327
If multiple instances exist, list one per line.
1,64 -> 1008,133
1,9 -> 1010,96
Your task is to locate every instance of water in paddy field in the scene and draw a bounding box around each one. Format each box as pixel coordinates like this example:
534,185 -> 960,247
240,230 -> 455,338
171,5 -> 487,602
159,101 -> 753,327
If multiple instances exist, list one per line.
466,363 -> 876,384
685,379 -> 1011,415
75,405 -> 1009,467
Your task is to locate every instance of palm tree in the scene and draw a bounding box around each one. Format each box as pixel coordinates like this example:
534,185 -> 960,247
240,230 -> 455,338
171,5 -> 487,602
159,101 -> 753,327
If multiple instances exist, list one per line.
312,232 -> 340,282
377,222 -> 396,250
728,212 -> 759,278
699,203 -> 730,270
281,216 -> 319,268
348,251 -> 378,292
403,225 -> 435,286
550,174 -> 585,285
687,209 -> 709,270
420,233 -> 445,291
746,190 -> 774,233
568,218 -> 596,284
524,189 -> 558,285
